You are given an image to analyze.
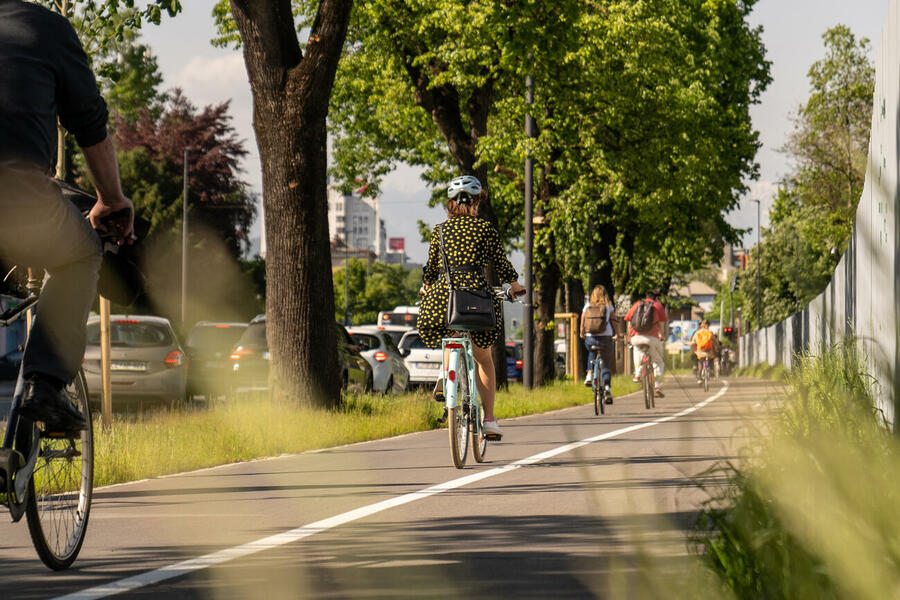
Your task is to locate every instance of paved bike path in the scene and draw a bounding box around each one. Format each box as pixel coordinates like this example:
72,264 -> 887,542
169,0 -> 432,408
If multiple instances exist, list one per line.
0,375 -> 780,599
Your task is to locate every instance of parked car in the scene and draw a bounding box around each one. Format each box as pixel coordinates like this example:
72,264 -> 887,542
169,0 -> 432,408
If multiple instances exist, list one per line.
506,340 -> 523,382
83,315 -> 186,406
347,326 -> 410,394
184,321 -> 248,400
229,316 -> 372,397
398,330 -> 442,387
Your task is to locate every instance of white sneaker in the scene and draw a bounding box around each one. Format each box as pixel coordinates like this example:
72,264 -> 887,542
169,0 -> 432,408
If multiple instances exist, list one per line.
584,373 -> 592,385
483,419 -> 503,438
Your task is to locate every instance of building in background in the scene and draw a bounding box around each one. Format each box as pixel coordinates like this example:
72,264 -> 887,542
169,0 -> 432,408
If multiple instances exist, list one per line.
327,185 -> 386,261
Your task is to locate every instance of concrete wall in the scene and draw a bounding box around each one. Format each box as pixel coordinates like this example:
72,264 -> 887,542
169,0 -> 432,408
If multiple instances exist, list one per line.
740,1 -> 900,427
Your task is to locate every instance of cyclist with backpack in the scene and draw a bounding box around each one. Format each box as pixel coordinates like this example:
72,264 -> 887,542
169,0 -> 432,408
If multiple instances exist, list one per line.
580,284 -> 616,404
624,290 -> 667,398
690,319 -> 720,383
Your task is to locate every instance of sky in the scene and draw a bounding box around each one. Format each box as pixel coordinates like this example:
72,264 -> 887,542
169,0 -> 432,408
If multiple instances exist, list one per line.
140,0 -> 887,265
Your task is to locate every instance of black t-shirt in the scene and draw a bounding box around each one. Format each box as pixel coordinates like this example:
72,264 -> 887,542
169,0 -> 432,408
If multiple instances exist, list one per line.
0,0 -> 108,170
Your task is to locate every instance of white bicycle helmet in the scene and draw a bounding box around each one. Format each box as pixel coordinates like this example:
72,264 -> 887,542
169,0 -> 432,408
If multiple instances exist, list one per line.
447,175 -> 482,202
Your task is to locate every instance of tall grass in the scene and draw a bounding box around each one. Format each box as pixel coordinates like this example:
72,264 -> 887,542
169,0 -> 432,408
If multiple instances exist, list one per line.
93,376 -> 639,487
693,342 -> 899,599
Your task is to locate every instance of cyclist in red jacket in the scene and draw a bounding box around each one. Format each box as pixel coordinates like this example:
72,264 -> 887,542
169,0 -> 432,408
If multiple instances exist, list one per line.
624,290 -> 668,398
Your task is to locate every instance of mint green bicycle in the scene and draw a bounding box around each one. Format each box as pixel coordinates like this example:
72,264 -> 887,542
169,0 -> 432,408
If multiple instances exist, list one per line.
441,288 -> 520,469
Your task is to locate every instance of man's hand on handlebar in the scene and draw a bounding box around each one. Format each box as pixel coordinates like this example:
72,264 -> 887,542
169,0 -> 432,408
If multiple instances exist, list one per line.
88,197 -> 135,246
508,281 -> 526,298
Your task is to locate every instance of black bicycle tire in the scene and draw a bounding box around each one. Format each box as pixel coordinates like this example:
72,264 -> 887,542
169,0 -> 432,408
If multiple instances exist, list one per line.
593,374 -> 601,416
703,365 -> 709,392
25,369 -> 93,570
471,392 -> 487,463
642,366 -> 651,410
449,357 -> 469,469
649,368 -> 656,408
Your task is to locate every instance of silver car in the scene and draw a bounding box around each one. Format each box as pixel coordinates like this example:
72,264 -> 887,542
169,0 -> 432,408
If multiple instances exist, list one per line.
83,315 -> 187,406
347,326 -> 410,394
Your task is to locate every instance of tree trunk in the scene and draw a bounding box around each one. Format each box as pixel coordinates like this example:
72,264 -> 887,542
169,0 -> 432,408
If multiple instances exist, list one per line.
533,260 -> 560,387
564,277 -> 586,382
588,223 -> 616,300
230,0 -> 352,407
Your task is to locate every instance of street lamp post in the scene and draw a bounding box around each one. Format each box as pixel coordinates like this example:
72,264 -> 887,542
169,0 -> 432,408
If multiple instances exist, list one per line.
522,72 -> 535,390
181,146 -> 192,329
752,198 -> 761,331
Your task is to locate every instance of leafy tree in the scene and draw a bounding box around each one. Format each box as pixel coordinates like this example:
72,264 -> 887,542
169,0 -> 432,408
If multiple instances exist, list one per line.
744,25 -> 873,328
333,260 -> 421,325
113,90 -> 255,256
226,0 -> 353,408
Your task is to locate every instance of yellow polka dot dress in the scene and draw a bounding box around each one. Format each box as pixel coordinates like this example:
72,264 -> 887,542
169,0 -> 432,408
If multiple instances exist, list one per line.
418,215 -> 518,349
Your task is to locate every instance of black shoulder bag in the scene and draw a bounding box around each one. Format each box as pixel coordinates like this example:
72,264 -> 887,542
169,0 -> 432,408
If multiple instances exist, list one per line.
440,225 -> 497,331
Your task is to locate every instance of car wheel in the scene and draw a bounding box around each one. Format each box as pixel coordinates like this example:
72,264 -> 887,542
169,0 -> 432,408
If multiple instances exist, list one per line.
384,376 -> 394,396
365,373 -> 374,393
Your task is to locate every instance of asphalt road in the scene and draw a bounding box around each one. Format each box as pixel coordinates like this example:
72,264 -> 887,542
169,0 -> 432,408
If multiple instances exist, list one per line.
0,375 -> 777,599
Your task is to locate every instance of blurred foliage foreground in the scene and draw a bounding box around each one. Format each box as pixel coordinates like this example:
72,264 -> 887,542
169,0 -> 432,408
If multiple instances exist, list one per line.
693,343 -> 898,600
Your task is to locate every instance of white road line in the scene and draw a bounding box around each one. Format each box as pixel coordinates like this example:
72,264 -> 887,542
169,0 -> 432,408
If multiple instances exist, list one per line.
55,382 -> 730,600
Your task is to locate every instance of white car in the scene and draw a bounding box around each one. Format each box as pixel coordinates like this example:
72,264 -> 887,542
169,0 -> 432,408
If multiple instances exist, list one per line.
347,326 -> 410,394
398,330 -> 442,387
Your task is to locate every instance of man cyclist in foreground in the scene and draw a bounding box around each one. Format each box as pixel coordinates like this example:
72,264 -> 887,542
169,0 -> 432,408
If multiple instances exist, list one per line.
624,290 -> 668,398
0,0 -> 134,431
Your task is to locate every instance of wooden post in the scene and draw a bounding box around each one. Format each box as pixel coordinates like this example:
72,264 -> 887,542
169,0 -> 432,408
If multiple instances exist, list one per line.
99,297 -> 112,428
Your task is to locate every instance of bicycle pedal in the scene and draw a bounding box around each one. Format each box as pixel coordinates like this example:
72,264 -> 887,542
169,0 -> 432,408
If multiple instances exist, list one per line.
484,433 -> 502,441
433,392 -> 445,403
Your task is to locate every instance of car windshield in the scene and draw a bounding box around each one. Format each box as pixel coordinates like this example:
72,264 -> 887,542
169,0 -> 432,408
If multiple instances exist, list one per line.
399,334 -> 428,351
235,322 -> 267,350
382,330 -> 406,345
506,345 -> 516,359
86,320 -> 174,347
349,333 -> 380,352
186,324 -> 247,350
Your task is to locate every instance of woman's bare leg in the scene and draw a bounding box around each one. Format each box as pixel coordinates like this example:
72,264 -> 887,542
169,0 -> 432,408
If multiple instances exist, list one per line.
472,343 -> 496,420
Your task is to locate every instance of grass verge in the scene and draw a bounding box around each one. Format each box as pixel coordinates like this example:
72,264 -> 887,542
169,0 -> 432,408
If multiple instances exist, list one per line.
692,342 -> 897,599
731,362 -> 788,381
94,375 -> 640,488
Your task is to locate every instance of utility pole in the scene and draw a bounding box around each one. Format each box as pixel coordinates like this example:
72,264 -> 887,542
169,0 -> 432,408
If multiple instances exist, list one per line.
181,147 -> 191,329
752,198 -> 761,331
522,72 -> 535,390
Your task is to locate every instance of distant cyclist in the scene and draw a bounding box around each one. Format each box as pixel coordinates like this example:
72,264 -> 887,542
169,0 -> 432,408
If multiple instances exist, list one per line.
624,290 -> 667,398
690,319 -> 720,383
580,284 -> 615,404
0,1 -> 133,431
417,175 -> 526,438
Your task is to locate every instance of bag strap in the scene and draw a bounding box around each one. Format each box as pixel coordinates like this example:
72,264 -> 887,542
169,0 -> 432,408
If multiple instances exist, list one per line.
438,225 -> 455,291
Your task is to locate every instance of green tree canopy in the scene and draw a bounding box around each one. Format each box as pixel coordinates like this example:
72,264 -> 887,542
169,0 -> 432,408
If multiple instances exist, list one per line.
742,25 -> 874,329
333,260 -> 422,325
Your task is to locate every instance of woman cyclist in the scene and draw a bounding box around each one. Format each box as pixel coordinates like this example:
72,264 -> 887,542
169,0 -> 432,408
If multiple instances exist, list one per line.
418,175 -> 526,439
580,284 -> 616,404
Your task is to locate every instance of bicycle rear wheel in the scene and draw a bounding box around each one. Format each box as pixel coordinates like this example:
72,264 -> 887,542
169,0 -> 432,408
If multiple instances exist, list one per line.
641,366 -> 652,410
25,369 -> 94,570
703,365 -> 709,392
448,356 -> 469,469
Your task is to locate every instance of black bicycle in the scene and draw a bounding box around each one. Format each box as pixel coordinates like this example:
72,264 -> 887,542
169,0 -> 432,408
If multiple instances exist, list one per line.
0,270 -> 94,570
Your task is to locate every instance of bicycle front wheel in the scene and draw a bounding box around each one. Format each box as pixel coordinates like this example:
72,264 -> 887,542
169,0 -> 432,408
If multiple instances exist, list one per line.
26,369 -> 94,570
448,356 -> 470,469
703,367 -> 709,392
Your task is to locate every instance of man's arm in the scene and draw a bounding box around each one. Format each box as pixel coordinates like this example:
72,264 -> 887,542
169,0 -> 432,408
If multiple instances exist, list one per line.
83,136 -> 134,242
